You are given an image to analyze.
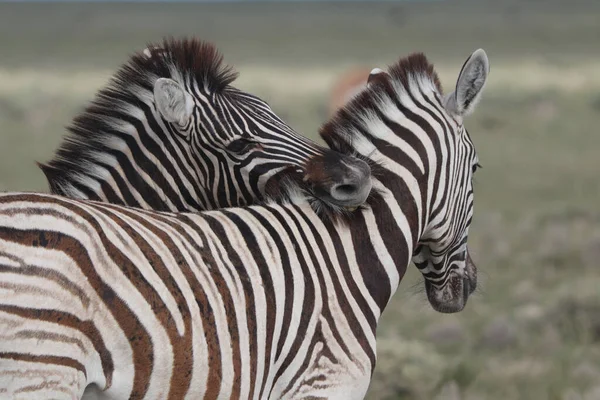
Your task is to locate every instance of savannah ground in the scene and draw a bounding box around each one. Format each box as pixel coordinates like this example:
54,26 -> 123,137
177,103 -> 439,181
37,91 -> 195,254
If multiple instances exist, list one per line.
0,1 -> 599,398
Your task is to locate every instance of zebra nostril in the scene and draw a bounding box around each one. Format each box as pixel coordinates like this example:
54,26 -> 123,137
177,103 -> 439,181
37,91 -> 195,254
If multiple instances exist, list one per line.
331,183 -> 359,198
329,174 -> 372,207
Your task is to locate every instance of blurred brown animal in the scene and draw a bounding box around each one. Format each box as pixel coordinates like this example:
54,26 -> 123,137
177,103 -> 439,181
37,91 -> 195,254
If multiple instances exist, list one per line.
328,67 -> 372,116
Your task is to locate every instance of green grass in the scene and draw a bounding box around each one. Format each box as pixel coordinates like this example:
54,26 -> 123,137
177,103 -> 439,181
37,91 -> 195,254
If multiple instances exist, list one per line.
0,1 -> 599,399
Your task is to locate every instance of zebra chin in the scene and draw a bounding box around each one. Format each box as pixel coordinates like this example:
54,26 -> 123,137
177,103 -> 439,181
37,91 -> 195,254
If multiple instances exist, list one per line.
425,251 -> 478,314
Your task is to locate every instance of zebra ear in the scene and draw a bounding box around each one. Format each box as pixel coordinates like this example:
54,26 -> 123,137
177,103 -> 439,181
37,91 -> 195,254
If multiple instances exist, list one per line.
153,78 -> 194,126
445,49 -> 489,118
367,68 -> 390,88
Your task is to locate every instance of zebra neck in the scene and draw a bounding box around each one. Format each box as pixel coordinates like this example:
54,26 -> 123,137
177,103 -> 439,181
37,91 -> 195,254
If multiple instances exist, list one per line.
42,105 -> 212,212
348,132 -> 433,313
345,178 -> 422,315
319,102 -> 438,314
309,175 -> 422,319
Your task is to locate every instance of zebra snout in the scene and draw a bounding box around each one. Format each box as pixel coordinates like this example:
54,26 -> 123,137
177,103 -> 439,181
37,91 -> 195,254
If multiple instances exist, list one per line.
465,249 -> 477,295
326,159 -> 372,208
304,152 -> 373,208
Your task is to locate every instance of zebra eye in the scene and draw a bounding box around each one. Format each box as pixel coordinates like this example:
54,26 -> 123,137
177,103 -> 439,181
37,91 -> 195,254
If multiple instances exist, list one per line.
472,163 -> 482,174
226,138 -> 256,154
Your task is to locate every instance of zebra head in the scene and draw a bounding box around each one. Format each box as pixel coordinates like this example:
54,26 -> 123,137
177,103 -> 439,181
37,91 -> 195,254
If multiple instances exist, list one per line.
39,38 -> 372,213
409,49 -> 489,313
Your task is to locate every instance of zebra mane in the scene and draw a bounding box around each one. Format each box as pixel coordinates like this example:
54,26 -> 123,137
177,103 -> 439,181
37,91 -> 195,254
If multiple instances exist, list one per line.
38,37 -> 238,198
314,52 -> 443,218
320,52 -> 443,155
134,37 -> 239,93
388,52 -> 443,96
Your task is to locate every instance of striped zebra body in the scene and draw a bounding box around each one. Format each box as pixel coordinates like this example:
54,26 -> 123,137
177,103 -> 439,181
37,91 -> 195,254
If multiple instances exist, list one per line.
39,38 -> 372,214
0,193 -> 377,399
0,49 -> 489,399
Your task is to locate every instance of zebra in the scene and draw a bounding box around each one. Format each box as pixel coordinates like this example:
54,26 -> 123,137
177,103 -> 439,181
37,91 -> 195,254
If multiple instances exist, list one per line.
38,38 -> 373,214
0,48 -> 489,399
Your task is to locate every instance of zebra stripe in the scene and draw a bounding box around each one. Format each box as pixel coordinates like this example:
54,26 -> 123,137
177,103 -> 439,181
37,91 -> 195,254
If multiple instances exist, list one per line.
39,38 -> 372,214
0,49 -> 488,399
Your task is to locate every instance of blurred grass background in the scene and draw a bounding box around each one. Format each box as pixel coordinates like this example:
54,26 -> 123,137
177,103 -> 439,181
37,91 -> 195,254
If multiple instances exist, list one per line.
0,0 -> 599,399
